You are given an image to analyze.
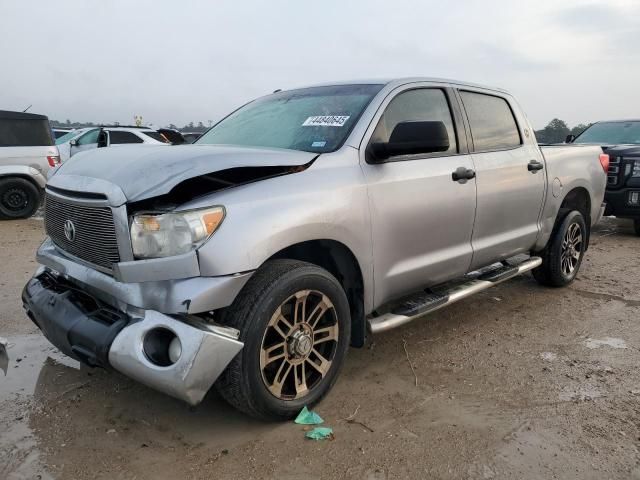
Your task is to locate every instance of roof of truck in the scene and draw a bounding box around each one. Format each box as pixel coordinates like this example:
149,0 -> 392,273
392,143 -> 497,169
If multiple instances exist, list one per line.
0,110 -> 49,121
295,77 -> 509,94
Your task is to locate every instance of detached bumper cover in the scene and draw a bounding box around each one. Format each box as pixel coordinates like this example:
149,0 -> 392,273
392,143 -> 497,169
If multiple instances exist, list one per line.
23,270 -> 244,405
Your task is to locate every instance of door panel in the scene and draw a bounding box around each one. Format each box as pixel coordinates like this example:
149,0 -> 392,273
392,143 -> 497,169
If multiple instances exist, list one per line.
363,156 -> 477,306
469,144 -> 545,268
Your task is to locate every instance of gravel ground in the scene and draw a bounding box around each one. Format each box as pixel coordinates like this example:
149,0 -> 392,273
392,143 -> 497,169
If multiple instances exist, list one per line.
1,217 -> 640,479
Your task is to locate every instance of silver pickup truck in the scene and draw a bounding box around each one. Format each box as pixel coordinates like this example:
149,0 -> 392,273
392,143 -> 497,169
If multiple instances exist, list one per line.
23,78 -> 607,419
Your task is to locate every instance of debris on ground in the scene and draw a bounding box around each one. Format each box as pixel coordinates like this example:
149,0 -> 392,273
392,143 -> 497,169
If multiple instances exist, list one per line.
402,339 -> 418,386
305,427 -> 334,441
341,404 -> 374,433
294,406 -> 324,425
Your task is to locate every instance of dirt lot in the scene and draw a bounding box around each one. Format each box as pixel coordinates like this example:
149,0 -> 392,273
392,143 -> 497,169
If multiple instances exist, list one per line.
1,217 -> 640,479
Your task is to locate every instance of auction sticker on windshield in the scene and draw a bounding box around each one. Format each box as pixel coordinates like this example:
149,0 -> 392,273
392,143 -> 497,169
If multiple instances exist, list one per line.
302,116 -> 350,127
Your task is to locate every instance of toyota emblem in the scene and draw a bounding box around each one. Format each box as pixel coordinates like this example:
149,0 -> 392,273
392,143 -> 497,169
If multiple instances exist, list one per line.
64,220 -> 76,242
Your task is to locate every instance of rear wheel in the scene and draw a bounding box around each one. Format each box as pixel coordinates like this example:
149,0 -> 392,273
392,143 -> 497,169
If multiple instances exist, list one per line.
215,260 -> 350,420
0,178 -> 41,219
633,219 -> 640,237
533,210 -> 586,287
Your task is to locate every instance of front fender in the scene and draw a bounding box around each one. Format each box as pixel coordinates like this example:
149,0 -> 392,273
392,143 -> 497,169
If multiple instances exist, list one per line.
190,152 -> 374,311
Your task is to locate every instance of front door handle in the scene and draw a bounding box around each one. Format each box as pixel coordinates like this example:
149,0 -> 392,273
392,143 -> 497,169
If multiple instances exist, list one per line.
528,160 -> 544,172
452,166 -> 476,183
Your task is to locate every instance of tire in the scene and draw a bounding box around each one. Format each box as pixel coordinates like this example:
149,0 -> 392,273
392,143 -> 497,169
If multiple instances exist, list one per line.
633,219 -> 640,237
215,259 -> 351,420
0,178 -> 41,219
533,210 -> 587,287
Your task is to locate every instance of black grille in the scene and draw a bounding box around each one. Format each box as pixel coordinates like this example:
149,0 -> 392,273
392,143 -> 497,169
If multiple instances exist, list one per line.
44,194 -> 120,270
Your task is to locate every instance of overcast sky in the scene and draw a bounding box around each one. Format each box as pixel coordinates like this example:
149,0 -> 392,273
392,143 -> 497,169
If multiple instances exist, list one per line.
1,0 -> 638,129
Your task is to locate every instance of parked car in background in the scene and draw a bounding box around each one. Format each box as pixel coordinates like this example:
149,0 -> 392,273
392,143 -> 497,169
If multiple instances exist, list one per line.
52,128 -> 74,139
23,78 -> 606,419
566,120 -> 640,234
0,110 -> 60,219
182,131 -> 203,143
56,126 -> 170,161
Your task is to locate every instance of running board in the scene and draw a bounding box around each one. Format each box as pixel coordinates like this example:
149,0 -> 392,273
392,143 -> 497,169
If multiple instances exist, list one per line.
368,256 -> 542,334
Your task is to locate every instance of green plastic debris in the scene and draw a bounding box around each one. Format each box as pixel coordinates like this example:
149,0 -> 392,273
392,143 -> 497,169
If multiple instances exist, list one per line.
294,406 -> 324,425
305,427 -> 334,441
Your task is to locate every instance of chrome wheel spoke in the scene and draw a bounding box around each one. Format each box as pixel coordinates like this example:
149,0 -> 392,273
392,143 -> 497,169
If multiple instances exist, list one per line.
261,342 -> 286,367
307,297 -> 330,328
306,349 -> 331,378
293,363 -> 308,399
293,291 -> 309,324
313,324 -> 338,345
269,360 -> 293,397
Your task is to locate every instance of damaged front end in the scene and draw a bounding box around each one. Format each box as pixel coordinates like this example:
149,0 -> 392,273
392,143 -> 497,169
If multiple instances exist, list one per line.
24,144 -> 317,405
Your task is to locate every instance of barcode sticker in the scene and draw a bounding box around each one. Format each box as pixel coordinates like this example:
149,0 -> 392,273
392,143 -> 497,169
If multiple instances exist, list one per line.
302,115 -> 350,127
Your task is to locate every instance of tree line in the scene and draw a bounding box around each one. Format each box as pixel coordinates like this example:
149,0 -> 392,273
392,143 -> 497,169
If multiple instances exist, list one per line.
534,119 -> 590,144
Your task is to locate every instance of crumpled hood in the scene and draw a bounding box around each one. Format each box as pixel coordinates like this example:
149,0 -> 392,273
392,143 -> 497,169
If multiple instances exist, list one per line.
49,144 -> 317,202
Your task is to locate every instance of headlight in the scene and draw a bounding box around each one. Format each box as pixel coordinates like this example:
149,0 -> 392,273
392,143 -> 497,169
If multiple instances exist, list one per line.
130,206 -> 225,259
632,159 -> 640,177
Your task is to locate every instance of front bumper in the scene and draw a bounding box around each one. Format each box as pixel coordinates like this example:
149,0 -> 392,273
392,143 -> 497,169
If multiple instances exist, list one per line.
604,188 -> 640,219
36,238 -> 252,314
23,270 -> 243,405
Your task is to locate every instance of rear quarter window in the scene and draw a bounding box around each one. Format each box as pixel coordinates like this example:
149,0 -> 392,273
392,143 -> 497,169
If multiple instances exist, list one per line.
0,119 -> 53,147
459,91 -> 521,151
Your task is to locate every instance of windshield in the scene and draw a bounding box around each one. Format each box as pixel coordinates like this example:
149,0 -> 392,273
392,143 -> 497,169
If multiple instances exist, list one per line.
197,84 -> 384,153
55,129 -> 86,145
575,121 -> 640,145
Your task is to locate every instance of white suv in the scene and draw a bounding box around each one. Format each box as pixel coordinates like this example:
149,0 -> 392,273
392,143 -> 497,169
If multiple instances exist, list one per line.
56,126 -> 170,162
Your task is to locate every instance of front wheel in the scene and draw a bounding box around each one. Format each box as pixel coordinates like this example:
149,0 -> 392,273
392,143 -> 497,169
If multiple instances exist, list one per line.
533,210 -> 587,287
215,260 -> 351,420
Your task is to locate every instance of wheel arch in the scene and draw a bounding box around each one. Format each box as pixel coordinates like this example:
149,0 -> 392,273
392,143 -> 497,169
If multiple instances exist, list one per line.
0,173 -> 45,191
268,239 -> 366,348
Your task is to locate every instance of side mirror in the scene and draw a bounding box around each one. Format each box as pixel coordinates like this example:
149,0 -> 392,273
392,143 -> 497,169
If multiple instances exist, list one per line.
369,121 -> 450,162
69,139 -> 78,147
565,134 -> 576,144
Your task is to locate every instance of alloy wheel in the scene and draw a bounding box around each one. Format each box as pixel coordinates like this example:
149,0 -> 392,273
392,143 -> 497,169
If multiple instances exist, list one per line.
260,289 -> 339,400
561,222 -> 583,276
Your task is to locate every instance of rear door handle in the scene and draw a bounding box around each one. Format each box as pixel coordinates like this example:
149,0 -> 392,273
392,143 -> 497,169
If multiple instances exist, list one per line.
528,160 -> 544,172
452,167 -> 476,183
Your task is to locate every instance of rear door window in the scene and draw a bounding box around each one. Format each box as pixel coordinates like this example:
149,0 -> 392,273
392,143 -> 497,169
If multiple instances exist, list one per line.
370,88 -> 458,157
459,91 -> 521,151
109,131 -> 144,144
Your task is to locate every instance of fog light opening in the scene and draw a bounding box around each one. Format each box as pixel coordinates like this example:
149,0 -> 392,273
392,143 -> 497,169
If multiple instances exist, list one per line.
143,328 -> 179,367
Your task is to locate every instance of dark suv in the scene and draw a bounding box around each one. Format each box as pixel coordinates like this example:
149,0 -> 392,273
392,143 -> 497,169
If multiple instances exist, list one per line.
568,120 -> 640,235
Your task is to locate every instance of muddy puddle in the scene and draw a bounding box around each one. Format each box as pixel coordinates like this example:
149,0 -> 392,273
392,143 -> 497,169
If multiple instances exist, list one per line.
0,334 -> 282,479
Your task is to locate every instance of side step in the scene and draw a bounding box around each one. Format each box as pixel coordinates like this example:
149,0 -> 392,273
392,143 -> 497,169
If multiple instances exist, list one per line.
368,256 -> 542,334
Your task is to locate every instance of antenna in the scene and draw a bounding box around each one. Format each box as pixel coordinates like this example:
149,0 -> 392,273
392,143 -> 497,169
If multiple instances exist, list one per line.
22,105 -> 32,112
